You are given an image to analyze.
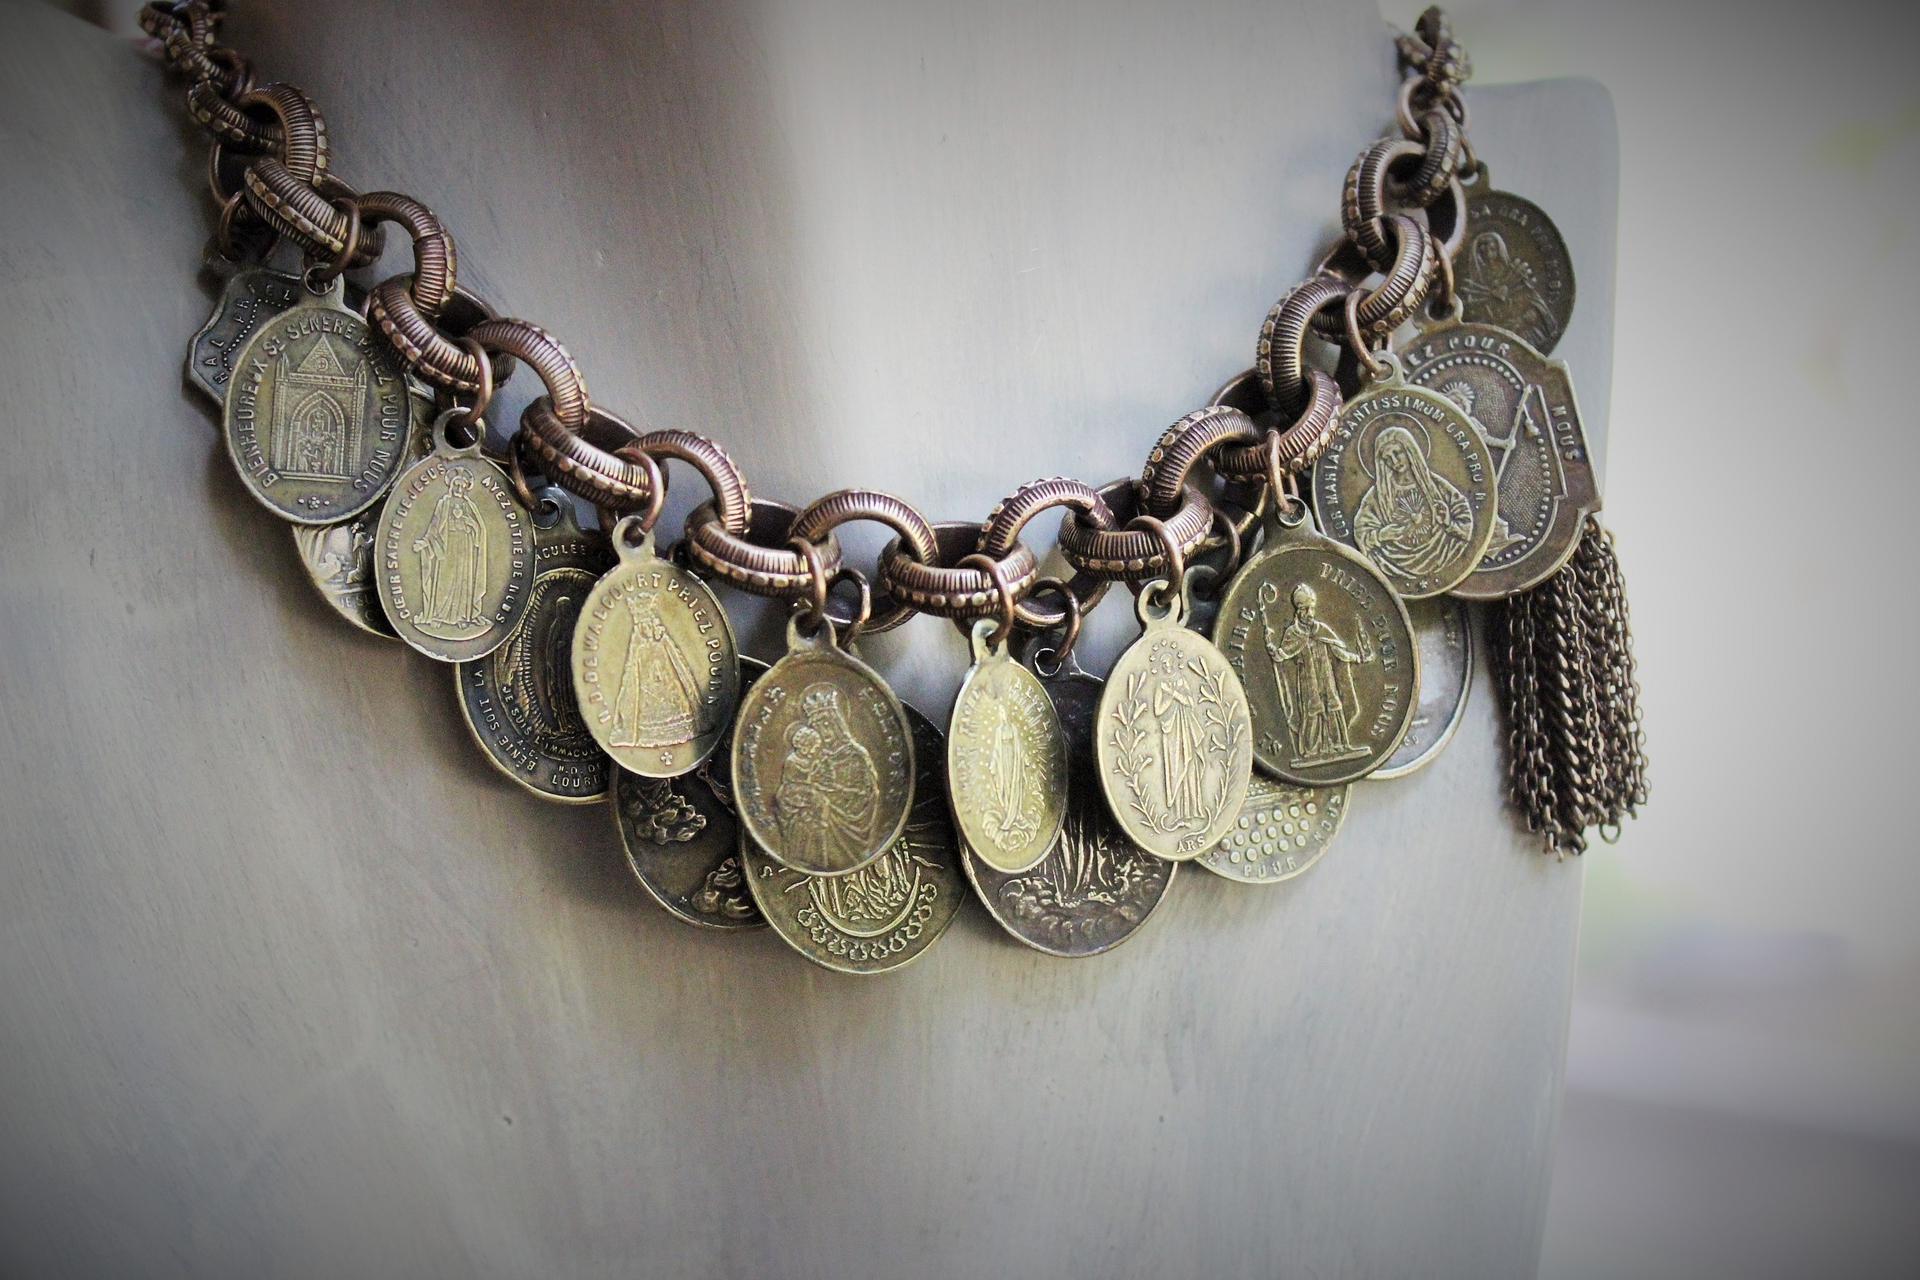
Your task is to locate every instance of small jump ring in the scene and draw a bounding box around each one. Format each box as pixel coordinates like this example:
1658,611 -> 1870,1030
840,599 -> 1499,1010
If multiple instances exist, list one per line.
505,430 -> 545,512
1209,506 -> 1243,587
789,536 -> 832,634
451,336 -> 493,434
610,447 -> 666,533
957,553 -> 1018,649
1024,576 -> 1082,675
1127,515 -> 1184,608
1343,289 -> 1388,380
302,195 -> 360,291
825,567 -> 873,645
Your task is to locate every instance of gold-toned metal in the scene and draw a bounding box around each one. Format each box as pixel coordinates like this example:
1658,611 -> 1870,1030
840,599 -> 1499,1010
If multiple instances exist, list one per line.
1213,504 -> 1419,786
187,263 -> 302,404
1199,774 -> 1351,884
570,516 -> 740,779
1454,171 -> 1575,354
375,410 -> 536,661
731,613 -> 915,876
1095,577 -> 1252,860
1310,351 -> 1498,599
1401,319 -> 1598,599
616,657 -> 769,931
222,275 -> 413,525
947,618 -> 1069,875
1372,595 -> 1473,779
457,499 -> 618,802
742,702 -> 963,974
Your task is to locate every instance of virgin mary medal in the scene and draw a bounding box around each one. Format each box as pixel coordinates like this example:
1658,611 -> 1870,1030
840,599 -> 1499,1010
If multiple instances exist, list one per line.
222,274 -> 413,525
570,516 -> 739,778
731,613 -> 915,877
1213,502 -> 1418,786
1310,351 -> 1498,599
947,618 -> 1068,875
1400,319 -> 1598,599
1455,168 -> 1576,354
1095,576 -> 1252,860
375,410 -> 535,661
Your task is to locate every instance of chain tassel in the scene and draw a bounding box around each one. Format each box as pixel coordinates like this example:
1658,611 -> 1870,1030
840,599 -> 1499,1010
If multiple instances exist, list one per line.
1489,517 -> 1648,856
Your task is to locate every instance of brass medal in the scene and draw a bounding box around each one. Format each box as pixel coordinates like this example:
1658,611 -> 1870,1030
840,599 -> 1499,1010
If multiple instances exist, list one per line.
947,618 -> 1069,875
731,615 -> 915,876
188,263 -> 302,405
571,517 -> 739,779
616,657 -> 768,931
1401,319 -> 1599,598
375,412 -> 535,661
1310,352 -> 1499,599
742,701 -> 963,974
222,275 -> 414,525
1199,775 -> 1350,884
1214,503 -> 1419,785
1455,174 -> 1576,354
1096,578 -> 1253,860
1372,596 -> 1472,780
457,499 -> 617,802
964,656 -> 1175,957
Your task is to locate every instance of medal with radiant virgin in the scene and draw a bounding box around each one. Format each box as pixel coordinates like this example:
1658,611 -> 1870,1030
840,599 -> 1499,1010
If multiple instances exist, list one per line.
1214,501 -> 1418,786
1400,319 -> 1598,599
375,410 -> 535,661
1454,169 -> 1575,354
570,516 -> 739,778
1310,351 -> 1498,599
742,701 -> 963,974
222,274 -> 414,525
731,612 -> 915,876
457,497 -> 617,802
947,618 -> 1069,875
965,653 -> 1174,957
1095,575 -> 1252,860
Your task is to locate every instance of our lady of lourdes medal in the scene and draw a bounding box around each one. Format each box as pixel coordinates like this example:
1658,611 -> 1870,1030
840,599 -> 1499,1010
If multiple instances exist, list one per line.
947,617 -> 1069,875
1311,351 -> 1499,599
570,516 -> 739,778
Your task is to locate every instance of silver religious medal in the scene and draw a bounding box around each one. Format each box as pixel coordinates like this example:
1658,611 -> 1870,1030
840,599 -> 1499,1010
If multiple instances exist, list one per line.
1371,596 -> 1473,780
964,653 -> 1175,957
1310,351 -> 1499,599
1214,502 -> 1418,786
1455,170 -> 1576,354
375,410 -> 535,661
731,613 -> 915,877
222,275 -> 414,525
188,263 -> 302,405
743,701 -> 964,974
1401,319 -> 1598,599
947,618 -> 1069,875
1199,774 -> 1350,884
616,657 -> 768,931
458,498 -> 618,802
571,517 -> 739,779
1096,576 -> 1253,860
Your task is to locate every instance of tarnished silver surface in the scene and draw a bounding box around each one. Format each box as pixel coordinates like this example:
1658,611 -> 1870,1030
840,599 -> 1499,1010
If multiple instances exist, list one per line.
1373,595 -> 1473,779
187,263 -> 302,405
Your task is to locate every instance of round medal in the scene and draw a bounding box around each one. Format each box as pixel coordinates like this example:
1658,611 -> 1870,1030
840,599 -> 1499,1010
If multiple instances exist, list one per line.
1371,595 -> 1472,780
948,618 -> 1069,875
1198,774 -> 1350,884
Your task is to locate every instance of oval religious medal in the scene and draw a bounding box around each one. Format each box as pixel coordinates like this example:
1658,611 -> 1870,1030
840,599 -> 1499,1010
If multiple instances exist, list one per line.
570,516 -> 739,779
375,411 -> 535,661
1213,503 -> 1419,786
188,263 -> 302,405
1199,774 -> 1350,884
742,701 -> 964,974
1401,319 -> 1599,599
947,618 -> 1069,875
1095,578 -> 1252,860
1311,351 -> 1499,599
616,657 -> 768,931
222,274 -> 414,525
731,614 -> 915,877
964,654 -> 1175,957
1372,596 -> 1473,780
457,498 -> 618,802
1456,172 -> 1576,354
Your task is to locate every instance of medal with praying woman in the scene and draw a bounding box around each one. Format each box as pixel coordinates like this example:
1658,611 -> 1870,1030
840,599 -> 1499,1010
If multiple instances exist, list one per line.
1453,169 -> 1575,355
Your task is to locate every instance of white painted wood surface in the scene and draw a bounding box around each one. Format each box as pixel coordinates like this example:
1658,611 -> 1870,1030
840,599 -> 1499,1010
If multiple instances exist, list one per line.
0,2 -> 1616,1275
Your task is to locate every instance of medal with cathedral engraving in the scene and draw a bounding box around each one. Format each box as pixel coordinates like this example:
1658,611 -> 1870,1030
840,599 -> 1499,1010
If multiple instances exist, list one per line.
457,499 -> 617,802
743,701 -> 963,974
221,276 -> 414,525
732,614 -> 915,877
948,618 -> 1069,875
188,263 -> 302,406
965,656 -> 1175,957
1096,578 -> 1252,860
1199,774 -> 1350,885
1311,352 -> 1498,599
570,517 -> 739,779
375,411 -> 535,662
1401,319 -> 1598,599
1455,173 -> 1576,355
1214,504 -> 1418,786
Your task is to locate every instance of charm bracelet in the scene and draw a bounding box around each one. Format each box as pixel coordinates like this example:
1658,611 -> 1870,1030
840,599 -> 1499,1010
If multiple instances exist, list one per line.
142,3 -> 1646,973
